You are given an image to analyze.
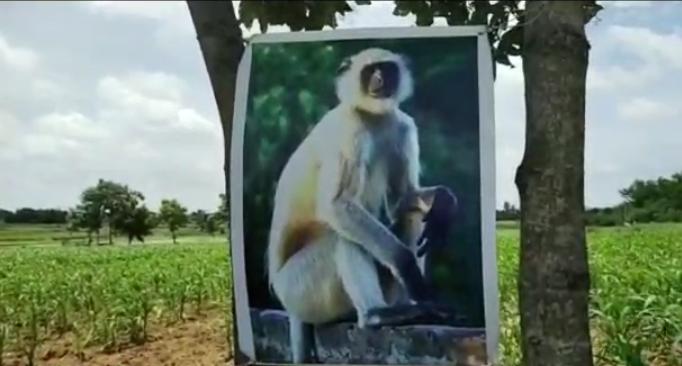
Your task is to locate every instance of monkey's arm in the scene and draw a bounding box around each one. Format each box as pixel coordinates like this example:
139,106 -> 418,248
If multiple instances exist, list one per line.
316,152 -> 429,302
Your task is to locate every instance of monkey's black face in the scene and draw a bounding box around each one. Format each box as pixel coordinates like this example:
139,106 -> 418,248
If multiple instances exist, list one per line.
360,61 -> 400,99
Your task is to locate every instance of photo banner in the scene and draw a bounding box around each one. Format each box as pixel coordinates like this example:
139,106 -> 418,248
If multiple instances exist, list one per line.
230,25 -> 497,365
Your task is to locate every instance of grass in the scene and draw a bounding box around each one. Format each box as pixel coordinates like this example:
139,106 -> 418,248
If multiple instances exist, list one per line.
1,223 -> 680,365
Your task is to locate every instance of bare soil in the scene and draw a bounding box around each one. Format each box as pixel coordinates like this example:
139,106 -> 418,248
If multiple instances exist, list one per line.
4,311 -> 233,366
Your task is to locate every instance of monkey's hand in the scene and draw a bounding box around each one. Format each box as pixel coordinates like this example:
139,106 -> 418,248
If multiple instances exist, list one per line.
416,186 -> 458,257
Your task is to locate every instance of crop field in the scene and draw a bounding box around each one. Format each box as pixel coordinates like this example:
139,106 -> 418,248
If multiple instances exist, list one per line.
1,223 -> 680,365
0,224 -> 232,366
499,224 -> 682,366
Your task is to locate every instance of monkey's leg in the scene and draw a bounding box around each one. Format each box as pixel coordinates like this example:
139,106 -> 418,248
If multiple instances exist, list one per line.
328,196 -> 433,302
335,239 -> 446,327
289,315 -> 317,363
271,234 -> 355,361
335,239 -> 387,327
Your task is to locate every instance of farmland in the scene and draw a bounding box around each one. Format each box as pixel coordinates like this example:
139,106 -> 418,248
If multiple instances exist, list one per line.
0,224 -> 232,366
1,223 -> 681,365
498,224 -> 682,366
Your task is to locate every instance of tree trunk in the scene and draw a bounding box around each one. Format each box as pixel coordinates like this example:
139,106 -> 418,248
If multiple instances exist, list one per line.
515,2 -> 594,365
186,1 -> 246,363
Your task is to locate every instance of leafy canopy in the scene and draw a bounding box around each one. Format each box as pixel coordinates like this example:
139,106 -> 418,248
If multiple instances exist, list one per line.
70,179 -> 150,243
239,1 -> 602,71
117,205 -> 156,244
619,172 -> 682,223
238,0 -> 523,68
159,199 -> 189,242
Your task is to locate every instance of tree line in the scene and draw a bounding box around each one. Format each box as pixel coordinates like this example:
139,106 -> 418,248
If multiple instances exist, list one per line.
6,171 -> 680,232
496,171 -> 682,226
0,179 -> 229,245
0,208 -> 68,224
591,171 -> 682,226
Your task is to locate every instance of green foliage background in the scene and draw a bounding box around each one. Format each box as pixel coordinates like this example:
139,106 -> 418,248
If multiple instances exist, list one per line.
242,36 -> 486,327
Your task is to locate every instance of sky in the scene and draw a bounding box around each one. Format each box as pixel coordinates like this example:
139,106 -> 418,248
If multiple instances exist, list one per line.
0,1 -> 681,212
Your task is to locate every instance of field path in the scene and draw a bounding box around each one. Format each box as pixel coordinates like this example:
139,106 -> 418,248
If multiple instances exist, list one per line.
5,312 -> 233,366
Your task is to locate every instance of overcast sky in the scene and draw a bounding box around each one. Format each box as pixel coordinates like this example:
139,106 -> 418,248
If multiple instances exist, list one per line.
1,1 -> 681,212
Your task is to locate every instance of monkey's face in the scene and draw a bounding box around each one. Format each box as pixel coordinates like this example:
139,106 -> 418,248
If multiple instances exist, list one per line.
335,48 -> 414,115
361,61 -> 400,99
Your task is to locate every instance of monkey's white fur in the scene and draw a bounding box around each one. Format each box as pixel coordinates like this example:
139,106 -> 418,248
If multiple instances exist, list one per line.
336,48 -> 414,115
265,49 -> 427,359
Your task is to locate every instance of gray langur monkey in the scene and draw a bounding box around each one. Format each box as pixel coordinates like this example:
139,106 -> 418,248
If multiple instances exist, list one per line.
266,48 -> 458,363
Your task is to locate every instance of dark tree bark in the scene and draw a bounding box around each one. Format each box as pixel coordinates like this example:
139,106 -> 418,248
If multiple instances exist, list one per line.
187,1 -> 246,364
515,1 -> 594,365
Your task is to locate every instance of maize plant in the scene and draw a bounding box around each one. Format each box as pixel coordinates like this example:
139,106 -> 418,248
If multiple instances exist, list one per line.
0,243 -> 231,363
497,224 -> 682,366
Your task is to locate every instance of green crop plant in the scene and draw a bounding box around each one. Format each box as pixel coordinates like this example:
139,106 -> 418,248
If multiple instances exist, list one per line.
0,224 -> 678,365
0,322 -> 7,366
497,224 -> 682,366
0,243 -> 231,361
71,320 -> 94,362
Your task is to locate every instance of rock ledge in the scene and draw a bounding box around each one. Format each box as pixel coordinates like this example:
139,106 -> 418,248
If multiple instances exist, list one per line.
250,308 -> 487,365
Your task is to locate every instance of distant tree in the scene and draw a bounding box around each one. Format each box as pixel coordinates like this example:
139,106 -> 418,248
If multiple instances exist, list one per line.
68,205 -> 100,245
190,209 -> 210,232
192,209 -> 219,235
65,209 -> 81,235
159,199 -> 189,244
584,205 -> 625,227
70,179 -> 145,245
218,193 -> 229,221
97,180 -> 144,245
3,208 -> 68,224
0,208 -> 11,222
211,194 -> 229,234
147,210 -> 160,228
497,201 -> 520,221
116,205 -> 156,244
206,214 -> 219,236
619,171 -> 682,223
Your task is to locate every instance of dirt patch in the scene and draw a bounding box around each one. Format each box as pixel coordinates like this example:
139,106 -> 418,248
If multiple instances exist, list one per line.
4,312 -> 233,366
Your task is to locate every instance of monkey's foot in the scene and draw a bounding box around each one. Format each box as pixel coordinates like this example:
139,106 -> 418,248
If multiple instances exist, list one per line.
363,302 -> 460,328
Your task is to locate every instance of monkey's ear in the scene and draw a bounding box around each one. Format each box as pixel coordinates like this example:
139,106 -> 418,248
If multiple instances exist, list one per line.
336,57 -> 352,75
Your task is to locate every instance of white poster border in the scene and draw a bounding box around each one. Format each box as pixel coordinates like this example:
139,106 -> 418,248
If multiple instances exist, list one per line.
230,25 -> 498,365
